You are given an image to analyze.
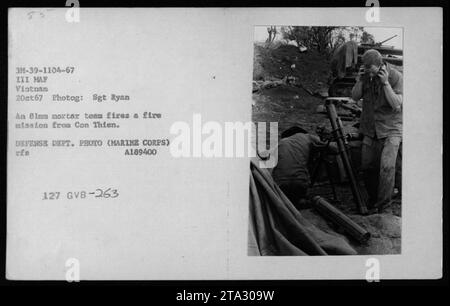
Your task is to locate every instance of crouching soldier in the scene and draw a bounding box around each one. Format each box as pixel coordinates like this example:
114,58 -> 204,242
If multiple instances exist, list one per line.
271,126 -> 336,209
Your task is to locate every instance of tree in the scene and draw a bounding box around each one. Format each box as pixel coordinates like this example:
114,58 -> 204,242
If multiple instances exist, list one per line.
281,26 -> 309,47
329,28 -> 347,53
347,26 -> 364,42
280,26 -> 375,56
361,31 -> 375,44
281,26 -> 338,55
266,26 -> 278,45
329,26 -> 364,53
309,26 -> 337,53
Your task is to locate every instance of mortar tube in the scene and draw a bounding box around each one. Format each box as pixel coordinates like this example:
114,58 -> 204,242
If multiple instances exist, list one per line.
311,196 -> 371,244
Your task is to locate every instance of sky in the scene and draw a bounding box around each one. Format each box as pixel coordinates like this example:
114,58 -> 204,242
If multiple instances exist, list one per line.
254,26 -> 403,49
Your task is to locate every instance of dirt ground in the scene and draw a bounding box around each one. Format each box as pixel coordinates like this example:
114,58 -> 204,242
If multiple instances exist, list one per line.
252,42 -> 401,254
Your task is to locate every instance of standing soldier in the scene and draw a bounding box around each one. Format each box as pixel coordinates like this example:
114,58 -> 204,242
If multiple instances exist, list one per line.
352,49 -> 403,213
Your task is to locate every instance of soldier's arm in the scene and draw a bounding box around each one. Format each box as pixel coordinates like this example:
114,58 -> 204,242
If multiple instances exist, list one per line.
380,68 -> 403,112
327,142 -> 339,154
382,75 -> 403,112
309,134 -> 326,147
309,135 -> 338,154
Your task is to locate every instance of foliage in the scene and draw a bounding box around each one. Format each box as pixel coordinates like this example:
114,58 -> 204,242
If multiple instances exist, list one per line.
361,31 -> 375,44
266,26 -> 278,45
279,26 -> 374,55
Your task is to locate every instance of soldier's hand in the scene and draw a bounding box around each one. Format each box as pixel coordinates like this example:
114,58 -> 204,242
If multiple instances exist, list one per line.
377,65 -> 389,85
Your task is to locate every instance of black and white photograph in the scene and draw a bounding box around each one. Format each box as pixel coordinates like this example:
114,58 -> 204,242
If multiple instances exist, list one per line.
249,26 -> 404,256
